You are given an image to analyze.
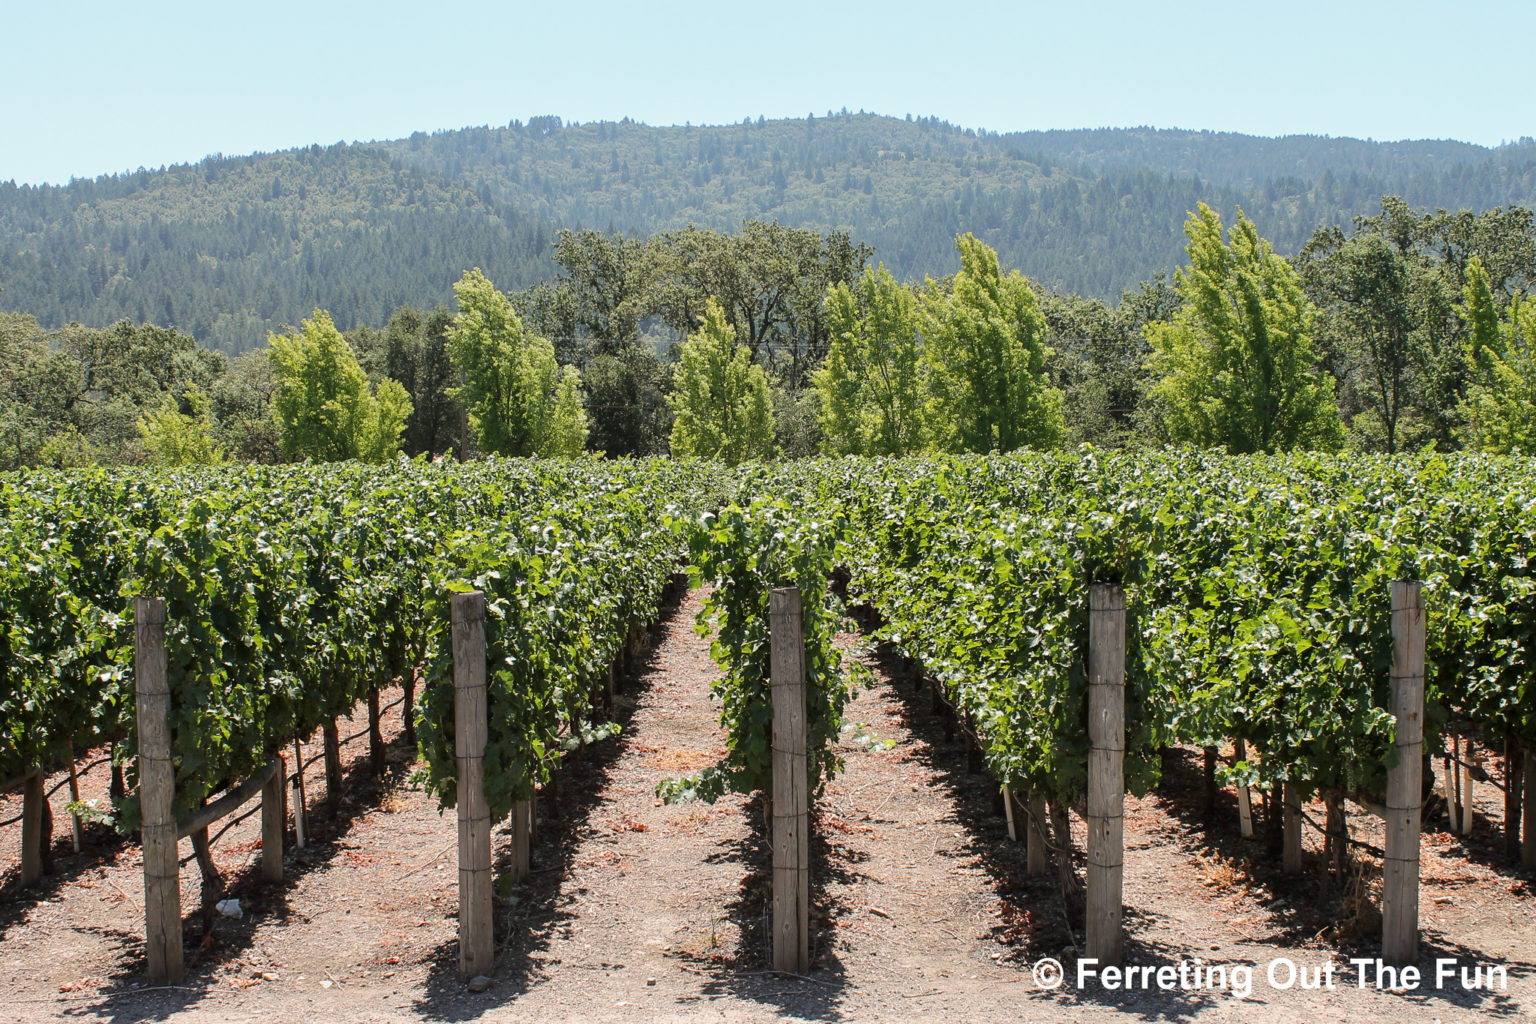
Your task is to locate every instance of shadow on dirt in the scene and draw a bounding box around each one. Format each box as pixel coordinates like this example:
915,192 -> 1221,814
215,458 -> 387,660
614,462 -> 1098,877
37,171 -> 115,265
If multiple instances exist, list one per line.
61,683 -> 427,1024
653,793 -> 863,1021
411,574 -> 705,1022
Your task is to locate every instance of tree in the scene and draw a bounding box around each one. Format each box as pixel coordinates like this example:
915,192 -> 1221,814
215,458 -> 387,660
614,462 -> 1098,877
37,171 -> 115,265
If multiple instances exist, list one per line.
383,305 -> 460,457
1297,230 -> 1418,451
1147,205 -> 1341,453
581,349 -> 672,456
138,385 -> 226,466
1306,198 -> 1536,449
1460,258 -> 1536,451
667,298 -> 775,464
0,312 -> 77,469
553,229 -> 644,355
531,233 -> 671,455
813,265 -> 926,454
269,309 -> 412,462
920,234 -> 1064,453
210,348 -> 283,463
645,221 -> 871,387
447,268 -> 588,457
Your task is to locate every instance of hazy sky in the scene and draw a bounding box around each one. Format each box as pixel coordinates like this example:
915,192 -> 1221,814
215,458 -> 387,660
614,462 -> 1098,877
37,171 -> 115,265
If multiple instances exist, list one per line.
4,0 -> 1529,185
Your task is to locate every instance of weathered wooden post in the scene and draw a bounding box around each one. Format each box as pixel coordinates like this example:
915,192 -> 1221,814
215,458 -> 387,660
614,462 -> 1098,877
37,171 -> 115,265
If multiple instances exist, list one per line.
1085,584 -> 1125,967
451,591 -> 493,982
323,718 -> 343,810
368,686 -> 385,775
1282,783 -> 1303,874
1027,796 -> 1050,876
135,596 -> 184,984
510,797 -> 532,882
1383,580 -> 1425,965
1524,749 -> 1536,868
291,739 -> 308,850
67,738 -> 83,853
1459,737 -> 1474,835
770,587 -> 809,975
20,769 -> 44,886
261,753 -> 285,883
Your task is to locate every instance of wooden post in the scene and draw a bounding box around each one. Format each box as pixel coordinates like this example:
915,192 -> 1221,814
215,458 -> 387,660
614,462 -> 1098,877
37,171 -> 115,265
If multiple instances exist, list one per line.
510,797 -> 532,882
770,587 -> 809,975
261,753 -> 285,883
1002,786 -> 1017,841
1086,584 -> 1125,967
368,686 -> 385,775
1027,796 -> 1049,876
291,739 -> 307,850
1459,740 -> 1474,834
1444,732 -> 1466,835
451,591 -> 493,982
1202,745 -> 1219,816
1234,739 -> 1254,839
1504,733 -> 1521,862
20,769 -> 44,886
135,596 -> 183,985
67,738 -> 83,853
403,675 -> 417,745
323,718 -> 343,809
1282,783 -> 1303,874
1383,580 -> 1424,965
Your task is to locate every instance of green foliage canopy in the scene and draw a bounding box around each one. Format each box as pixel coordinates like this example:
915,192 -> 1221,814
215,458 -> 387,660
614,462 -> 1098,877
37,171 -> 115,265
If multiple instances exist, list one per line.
1148,205 -> 1342,453
920,234 -> 1064,452
813,265 -> 926,455
269,309 -> 411,462
447,269 -> 589,457
667,298 -> 775,464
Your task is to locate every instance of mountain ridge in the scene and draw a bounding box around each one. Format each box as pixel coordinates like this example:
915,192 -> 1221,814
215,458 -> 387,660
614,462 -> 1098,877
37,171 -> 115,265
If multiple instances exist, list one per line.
3,112 -> 1533,354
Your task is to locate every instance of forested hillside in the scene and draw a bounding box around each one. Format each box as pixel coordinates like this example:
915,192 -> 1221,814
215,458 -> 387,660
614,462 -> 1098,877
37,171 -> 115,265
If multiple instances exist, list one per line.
3,112 -> 1535,354
0,144 -> 551,354
382,113 -> 1536,291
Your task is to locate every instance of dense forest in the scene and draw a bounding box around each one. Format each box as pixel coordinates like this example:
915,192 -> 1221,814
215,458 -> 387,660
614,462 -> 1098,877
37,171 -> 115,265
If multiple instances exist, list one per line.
0,145 -> 550,354
4,113 -> 1535,355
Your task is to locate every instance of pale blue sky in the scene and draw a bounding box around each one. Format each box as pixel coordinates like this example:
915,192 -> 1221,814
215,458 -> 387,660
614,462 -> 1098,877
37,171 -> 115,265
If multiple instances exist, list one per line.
3,0 -> 1529,185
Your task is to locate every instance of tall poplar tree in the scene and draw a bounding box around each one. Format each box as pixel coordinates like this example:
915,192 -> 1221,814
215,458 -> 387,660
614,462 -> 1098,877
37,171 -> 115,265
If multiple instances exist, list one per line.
1460,256 -> 1536,452
1147,205 -> 1341,453
813,265 -> 926,455
447,268 -> 589,457
667,298 -> 775,464
269,310 -> 411,463
920,234 -> 1063,453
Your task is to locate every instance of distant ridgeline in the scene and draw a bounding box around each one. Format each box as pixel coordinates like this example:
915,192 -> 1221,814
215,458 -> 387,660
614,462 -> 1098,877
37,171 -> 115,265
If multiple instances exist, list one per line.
2,113 -> 1534,354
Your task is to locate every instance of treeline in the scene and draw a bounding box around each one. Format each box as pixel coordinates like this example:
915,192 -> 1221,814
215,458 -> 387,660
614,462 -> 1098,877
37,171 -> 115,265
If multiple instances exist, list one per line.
5,195 -> 1534,471
6,115 -> 1536,356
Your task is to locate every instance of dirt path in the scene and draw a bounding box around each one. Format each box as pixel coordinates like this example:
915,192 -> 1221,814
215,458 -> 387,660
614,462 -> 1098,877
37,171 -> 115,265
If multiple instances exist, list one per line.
3,586 -> 1535,1022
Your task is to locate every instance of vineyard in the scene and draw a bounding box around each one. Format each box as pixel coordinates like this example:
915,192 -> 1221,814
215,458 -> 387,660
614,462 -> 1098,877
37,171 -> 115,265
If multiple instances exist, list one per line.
2,450 -> 1535,1019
